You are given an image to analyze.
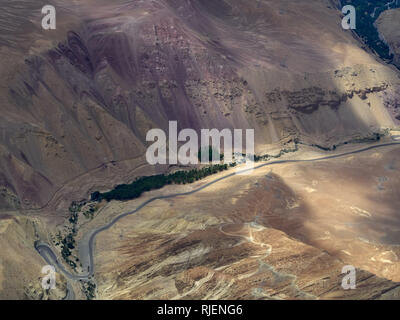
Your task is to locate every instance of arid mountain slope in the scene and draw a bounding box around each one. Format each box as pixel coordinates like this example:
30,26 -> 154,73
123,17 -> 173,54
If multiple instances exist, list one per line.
1,0 -> 400,211
92,144 -> 400,300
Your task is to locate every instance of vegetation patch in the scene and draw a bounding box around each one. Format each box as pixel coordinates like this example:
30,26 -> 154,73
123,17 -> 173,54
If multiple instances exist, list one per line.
58,201 -> 84,270
54,201 -> 99,271
341,0 -> 400,61
254,141 -> 299,162
91,164 -> 235,203
198,146 -> 224,162
82,281 -> 96,300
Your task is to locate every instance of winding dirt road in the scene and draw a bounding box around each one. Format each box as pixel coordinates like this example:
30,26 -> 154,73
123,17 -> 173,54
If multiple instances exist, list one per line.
35,142 -> 400,299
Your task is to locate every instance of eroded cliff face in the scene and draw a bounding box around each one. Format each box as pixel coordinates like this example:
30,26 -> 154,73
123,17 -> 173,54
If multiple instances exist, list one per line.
1,0 -> 400,210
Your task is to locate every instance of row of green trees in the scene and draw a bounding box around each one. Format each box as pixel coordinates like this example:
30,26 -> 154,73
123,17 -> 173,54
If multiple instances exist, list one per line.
198,146 -> 224,162
59,201 -> 84,270
91,163 -> 234,202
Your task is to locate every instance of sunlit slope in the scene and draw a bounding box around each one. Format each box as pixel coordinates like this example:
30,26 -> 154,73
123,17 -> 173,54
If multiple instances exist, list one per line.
0,0 -> 399,210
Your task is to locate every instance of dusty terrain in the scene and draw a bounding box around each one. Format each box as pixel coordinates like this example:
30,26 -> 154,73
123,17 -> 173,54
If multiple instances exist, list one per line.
92,143 -> 400,300
0,0 -> 400,212
0,213 -> 67,299
0,0 -> 400,300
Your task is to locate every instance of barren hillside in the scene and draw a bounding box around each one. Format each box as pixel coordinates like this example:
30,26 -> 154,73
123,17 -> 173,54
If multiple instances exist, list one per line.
0,0 -> 400,211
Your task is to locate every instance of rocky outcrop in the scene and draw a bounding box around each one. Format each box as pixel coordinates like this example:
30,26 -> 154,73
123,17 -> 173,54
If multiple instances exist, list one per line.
266,82 -> 390,115
0,0 -> 399,210
282,87 -> 348,114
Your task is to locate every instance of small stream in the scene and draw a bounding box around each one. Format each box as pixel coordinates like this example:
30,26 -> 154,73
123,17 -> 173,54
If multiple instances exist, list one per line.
371,0 -> 399,18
